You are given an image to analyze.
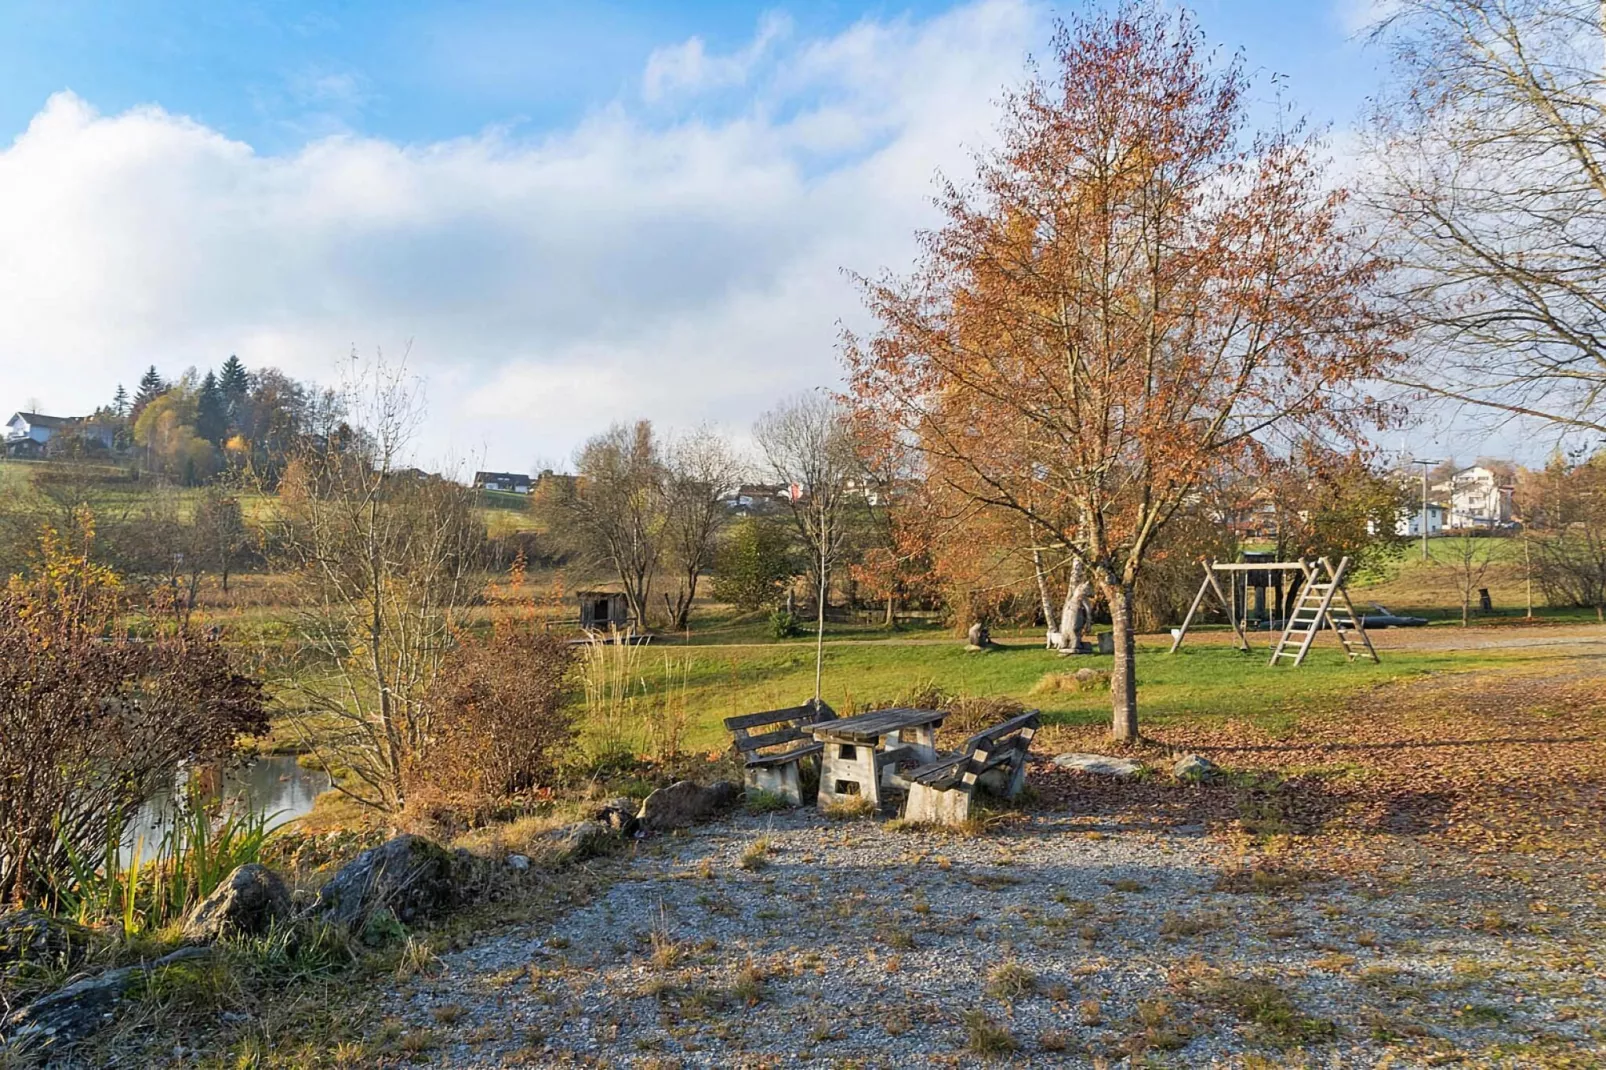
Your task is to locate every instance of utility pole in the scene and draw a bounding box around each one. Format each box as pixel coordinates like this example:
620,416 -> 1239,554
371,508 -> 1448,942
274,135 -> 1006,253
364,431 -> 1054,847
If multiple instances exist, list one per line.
1409,458 -> 1442,561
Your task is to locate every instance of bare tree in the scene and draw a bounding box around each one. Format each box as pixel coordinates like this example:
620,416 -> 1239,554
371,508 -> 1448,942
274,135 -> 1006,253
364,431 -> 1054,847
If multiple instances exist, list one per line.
1517,453 -> 1606,617
1441,532 -> 1496,625
192,486 -> 249,593
755,394 -> 861,701
270,351 -> 482,810
661,427 -> 742,630
538,421 -> 667,629
1365,0 -> 1606,435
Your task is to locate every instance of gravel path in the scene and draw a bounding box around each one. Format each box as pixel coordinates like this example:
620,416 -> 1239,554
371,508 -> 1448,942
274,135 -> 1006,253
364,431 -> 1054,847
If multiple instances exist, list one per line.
383,809 -> 1604,1067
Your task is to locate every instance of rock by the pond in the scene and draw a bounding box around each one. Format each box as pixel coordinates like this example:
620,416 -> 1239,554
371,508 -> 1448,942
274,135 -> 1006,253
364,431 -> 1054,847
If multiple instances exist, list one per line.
0,909 -> 96,975
182,864 -> 291,943
1,947 -> 209,1050
315,834 -> 461,930
550,820 -> 619,863
592,797 -> 641,838
1172,754 -> 1222,782
1052,753 -> 1144,777
505,853 -> 531,872
636,780 -> 741,832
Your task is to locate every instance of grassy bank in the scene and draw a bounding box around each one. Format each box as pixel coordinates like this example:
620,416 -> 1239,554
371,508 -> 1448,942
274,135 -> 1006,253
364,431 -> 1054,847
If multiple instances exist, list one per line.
580,638 -> 1546,755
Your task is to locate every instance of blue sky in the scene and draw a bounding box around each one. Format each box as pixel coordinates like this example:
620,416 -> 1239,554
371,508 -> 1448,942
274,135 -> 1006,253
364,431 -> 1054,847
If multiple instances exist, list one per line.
2,0 -> 1509,469
0,1 -> 1381,150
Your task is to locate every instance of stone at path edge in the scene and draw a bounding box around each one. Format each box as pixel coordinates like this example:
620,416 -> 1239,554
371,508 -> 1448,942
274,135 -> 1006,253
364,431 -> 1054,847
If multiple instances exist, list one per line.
636,780 -> 741,832
1172,754 -> 1222,782
182,863 -> 291,943
1051,753 -> 1144,777
314,834 -> 462,930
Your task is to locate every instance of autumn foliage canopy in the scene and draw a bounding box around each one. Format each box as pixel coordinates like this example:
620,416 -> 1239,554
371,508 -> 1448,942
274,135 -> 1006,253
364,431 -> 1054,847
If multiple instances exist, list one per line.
845,3 -> 1400,738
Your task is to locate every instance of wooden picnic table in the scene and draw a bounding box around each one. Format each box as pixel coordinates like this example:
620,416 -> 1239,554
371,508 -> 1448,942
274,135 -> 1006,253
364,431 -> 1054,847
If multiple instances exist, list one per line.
805,707 -> 946,811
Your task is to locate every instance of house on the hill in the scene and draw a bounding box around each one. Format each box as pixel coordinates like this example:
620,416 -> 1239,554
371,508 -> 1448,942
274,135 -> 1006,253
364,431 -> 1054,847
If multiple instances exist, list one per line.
1431,466 -> 1514,529
473,470 -> 532,493
1396,502 -> 1448,537
5,411 -> 115,454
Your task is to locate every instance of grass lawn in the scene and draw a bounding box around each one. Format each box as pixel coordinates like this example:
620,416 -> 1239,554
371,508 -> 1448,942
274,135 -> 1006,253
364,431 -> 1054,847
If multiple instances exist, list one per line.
621,637 -> 1540,753
1349,534 -> 1600,622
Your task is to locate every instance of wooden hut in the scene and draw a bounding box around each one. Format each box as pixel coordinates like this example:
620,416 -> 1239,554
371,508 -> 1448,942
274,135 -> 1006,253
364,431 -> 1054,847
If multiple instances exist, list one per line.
577,591 -> 632,632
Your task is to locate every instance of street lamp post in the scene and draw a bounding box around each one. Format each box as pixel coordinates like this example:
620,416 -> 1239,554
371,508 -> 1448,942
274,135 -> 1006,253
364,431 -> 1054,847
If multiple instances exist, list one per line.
1409,458 -> 1443,562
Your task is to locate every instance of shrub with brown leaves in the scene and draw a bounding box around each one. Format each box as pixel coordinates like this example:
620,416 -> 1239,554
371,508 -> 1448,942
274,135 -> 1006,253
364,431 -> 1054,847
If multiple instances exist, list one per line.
404,627 -> 577,812
0,510 -> 268,904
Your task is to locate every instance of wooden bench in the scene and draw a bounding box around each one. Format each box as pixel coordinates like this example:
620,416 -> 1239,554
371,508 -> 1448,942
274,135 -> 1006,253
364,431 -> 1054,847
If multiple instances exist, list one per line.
901,710 -> 1040,825
724,700 -> 837,806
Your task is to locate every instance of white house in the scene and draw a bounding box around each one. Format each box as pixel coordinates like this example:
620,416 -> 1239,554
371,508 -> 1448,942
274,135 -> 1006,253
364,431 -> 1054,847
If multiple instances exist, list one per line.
5,411 -> 114,451
472,470 -> 532,493
1431,466 -> 1514,529
1396,502 -> 1447,537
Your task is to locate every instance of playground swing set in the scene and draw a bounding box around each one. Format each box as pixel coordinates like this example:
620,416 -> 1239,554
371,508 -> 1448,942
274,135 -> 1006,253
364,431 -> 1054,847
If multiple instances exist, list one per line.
1168,555 -> 1379,666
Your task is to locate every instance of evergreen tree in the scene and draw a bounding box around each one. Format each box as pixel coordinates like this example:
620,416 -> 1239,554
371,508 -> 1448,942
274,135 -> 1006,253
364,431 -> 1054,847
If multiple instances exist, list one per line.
218,354 -> 250,438
112,384 -> 129,418
219,354 -> 247,393
132,365 -> 166,420
196,371 -> 227,446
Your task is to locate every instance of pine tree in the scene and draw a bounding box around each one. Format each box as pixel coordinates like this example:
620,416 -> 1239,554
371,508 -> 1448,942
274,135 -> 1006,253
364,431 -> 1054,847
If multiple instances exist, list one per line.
218,354 -> 250,437
133,365 -> 166,414
218,355 -> 248,400
196,371 -> 227,446
112,385 -> 129,418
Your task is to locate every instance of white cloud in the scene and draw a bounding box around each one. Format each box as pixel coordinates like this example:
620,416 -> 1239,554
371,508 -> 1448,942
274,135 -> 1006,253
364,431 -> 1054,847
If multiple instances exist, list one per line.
642,12 -> 793,103
0,0 -> 1040,471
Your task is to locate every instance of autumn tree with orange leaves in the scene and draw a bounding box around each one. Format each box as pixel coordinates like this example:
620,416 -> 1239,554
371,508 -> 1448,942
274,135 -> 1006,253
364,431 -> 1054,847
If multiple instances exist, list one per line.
846,3 -> 1399,741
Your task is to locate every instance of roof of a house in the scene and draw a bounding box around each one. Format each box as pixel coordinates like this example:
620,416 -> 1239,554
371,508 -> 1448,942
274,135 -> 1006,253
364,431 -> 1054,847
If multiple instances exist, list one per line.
9,412 -> 78,429
473,470 -> 530,482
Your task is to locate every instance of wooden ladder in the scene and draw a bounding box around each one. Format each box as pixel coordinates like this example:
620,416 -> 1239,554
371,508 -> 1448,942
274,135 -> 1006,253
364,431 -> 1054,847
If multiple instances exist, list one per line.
1269,556 -> 1379,667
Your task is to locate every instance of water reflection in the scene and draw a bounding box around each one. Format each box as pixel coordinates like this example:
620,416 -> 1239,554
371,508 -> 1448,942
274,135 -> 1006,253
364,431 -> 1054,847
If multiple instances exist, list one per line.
124,755 -> 330,862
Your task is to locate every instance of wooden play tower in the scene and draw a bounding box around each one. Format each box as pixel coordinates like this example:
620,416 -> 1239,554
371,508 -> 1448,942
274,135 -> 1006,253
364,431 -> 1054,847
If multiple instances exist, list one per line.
1168,556 -> 1378,667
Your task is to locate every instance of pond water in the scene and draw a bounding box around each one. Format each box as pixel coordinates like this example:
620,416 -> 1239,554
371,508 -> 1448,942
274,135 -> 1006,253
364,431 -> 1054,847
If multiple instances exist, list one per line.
123,754 -> 331,862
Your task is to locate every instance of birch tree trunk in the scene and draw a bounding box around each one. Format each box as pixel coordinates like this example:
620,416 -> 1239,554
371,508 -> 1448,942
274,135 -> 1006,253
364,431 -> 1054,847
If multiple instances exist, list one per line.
1032,546 -> 1058,646
1102,574 -> 1139,742
1057,558 -> 1091,652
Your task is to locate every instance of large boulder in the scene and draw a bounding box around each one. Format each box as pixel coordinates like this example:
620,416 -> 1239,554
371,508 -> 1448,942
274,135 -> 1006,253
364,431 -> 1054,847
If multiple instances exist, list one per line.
314,834 -> 461,930
182,864 -> 291,943
1,947 -> 209,1051
549,820 -> 620,864
636,780 -> 741,832
1051,753 -> 1144,778
0,909 -> 96,976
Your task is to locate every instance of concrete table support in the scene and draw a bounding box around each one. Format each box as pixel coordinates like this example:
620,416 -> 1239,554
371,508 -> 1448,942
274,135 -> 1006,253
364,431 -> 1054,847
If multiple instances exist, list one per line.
806,708 -> 947,812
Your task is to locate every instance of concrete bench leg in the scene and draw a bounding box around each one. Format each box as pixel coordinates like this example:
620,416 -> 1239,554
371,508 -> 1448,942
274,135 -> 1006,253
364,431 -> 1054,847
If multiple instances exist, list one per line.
745,762 -> 803,807
817,742 -> 881,811
903,783 -> 973,825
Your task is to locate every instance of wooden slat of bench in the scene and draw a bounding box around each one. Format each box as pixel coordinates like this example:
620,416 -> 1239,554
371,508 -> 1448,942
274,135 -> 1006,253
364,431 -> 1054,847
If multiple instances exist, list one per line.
724,705 -> 815,731
907,710 -> 1039,791
959,710 -> 1041,751
905,753 -> 965,783
918,750 -> 1014,792
734,725 -> 810,752
745,741 -> 823,768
